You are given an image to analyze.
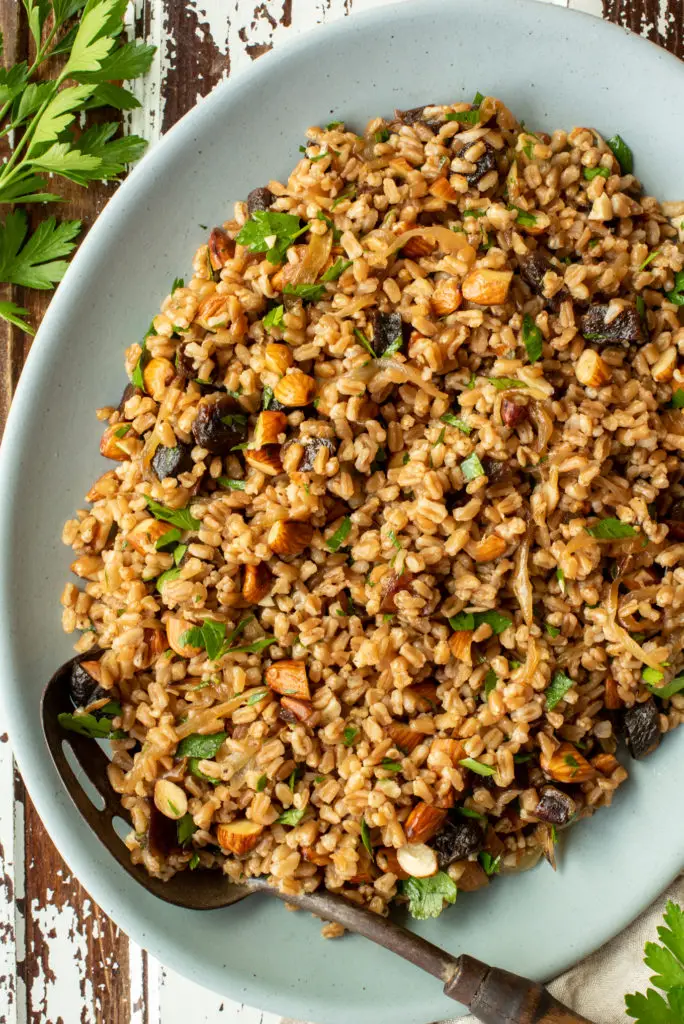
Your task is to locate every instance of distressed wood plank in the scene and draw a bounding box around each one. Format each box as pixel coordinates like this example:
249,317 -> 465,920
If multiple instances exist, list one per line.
603,0 -> 683,56
0,734 -> 19,1024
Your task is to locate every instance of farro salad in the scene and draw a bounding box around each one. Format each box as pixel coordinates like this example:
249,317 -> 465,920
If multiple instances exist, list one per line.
60,93 -> 684,924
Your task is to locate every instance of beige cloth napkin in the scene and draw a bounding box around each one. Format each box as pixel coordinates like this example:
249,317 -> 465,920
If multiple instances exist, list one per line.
283,873 -> 684,1024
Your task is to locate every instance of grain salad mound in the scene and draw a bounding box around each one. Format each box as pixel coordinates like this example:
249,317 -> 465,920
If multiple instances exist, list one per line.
60,94 -> 684,923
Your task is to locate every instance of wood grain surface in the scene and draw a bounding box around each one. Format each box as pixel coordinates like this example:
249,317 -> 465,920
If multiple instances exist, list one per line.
0,0 -> 682,1021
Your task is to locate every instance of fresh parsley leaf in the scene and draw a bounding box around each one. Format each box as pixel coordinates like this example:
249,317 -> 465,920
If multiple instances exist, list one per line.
556,566 -> 567,594
321,257 -> 352,282
625,901 -> 684,1022
156,567 -> 181,593
402,872 -> 457,920
177,812 -> 197,846
459,757 -> 496,777
144,496 -> 200,531
224,638 -> 277,655
487,376 -> 527,390
343,725 -> 359,746
583,166 -> 610,181
380,758 -> 402,772
445,109 -> 480,125
643,667 -> 665,686
545,671 -> 575,709
671,389 -> 684,409
283,282 -> 326,303
607,134 -> 633,174
360,817 -> 373,858
472,91 -> 484,106
263,304 -> 284,329
463,208 -> 487,219
262,384 -> 275,410
0,210 -> 80,290
440,413 -> 471,434
354,327 -> 376,358
666,271 -> 684,307
513,753 -> 533,764
326,516 -> 351,552
508,204 -> 537,228
545,622 -> 561,638
188,758 -> 219,785
433,427 -> 446,447
189,852 -> 200,869
381,334 -> 403,358
646,676 -> 684,700
484,669 -> 498,697
458,807 -> 487,821
479,851 -> 501,875
236,210 -> 307,265
176,732 -> 226,759
332,184 -> 357,209
448,610 -> 512,635
277,807 -> 306,826
460,452 -> 484,481
586,518 -> 637,540
155,527 -> 181,550
256,773 -> 268,792
522,313 -> 543,363
0,300 -> 34,334
58,711 -> 116,739
173,544 -> 187,566
640,251 -> 661,272
245,690 -> 268,706
180,619 -> 227,661
217,477 -> 246,491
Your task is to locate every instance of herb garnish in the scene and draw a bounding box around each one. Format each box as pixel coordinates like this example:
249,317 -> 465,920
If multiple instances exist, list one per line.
236,210 -> 307,265
217,477 -> 246,491
583,167 -> 610,181
645,676 -> 684,700
326,516 -> 351,552
458,807 -> 487,822
263,304 -> 284,329
448,610 -> 512,635
460,452 -> 485,481
283,282 -> 326,303
586,518 -> 637,540
625,900 -> 684,1022
180,616 -> 276,661
479,851 -> 501,875
666,271 -> 684,306
321,258 -> 352,282
671,389 -> 684,409
445,109 -> 480,125
343,725 -> 359,746
402,872 -> 458,920
144,496 -> 200,531
440,413 -> 471,434
155,527 -> 181,550
556,566 -> 567,594
484,669 -> 498,697
156,567 -> 181,593
256,773 -> 268,792
508,204 -> 537,227
176,732 -> 226,759
177,813 -> 197,846
354,327 -> 377,358
607,134 -> 633,174
360,818 -> 374,859
380,758 -> 402,772
486,376 -> 527,390
545,622 -> 561,638
522,312 -> 543,363
459,757 -> 496,777
276,807 -> 306,826
545,671 -> 575,710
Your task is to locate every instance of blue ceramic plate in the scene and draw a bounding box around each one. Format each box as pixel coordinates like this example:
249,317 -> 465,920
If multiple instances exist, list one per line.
1,2 -> 682,1021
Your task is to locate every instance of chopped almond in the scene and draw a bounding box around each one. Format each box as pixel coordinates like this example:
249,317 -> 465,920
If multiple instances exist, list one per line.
273,369 -> 316,407
266,659 -> 310,700
70,555 -> 101,580
244,448 -> 283,476
404,802 -> 448,844
541,742 -> 596,784
427,736 -> 466,769
216,820 -> 264,855
431,277 -> 462,316
264,343 -> 294,375
100,424 -> 136,461
86,470 -> 119,501
268,520 -> 313,556
404,681 -> 439,711
387,721 -> 422,753
449,629 -> 474,663
208,226 -> 235,270
470,534 -> 507,562
591,752 -> 620,776
402,235 -> 435,259
605,677 -> 622,709
253,410 -> 288,446
143,357 -> 175,401
128,517 -> 177,555
455,861 -> 490,892
462,267 -> 513,305
428,177 -> 460,203
279,696 -> 315,723
302,845 -> 331,867
242,563 -> 274,604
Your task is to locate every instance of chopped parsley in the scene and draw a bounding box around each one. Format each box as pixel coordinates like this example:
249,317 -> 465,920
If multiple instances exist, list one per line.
343,725 -> 359,746
433,428 -> 446,447
586,518 -> 637,540
402,871 -> 458,919
283,282 -> 326,303
245,690 -> 268,706
155,527 -> 181,550
177,813 -> 197,846
263,304 -> 284,329
672,389 -> 684,409
459,757 -> 496,777
463,208 -> 487,218
484,669 -> 498,697
114,424 -> 130,439
642,667 -> 664,686
645,675 -> 684,700
321,258 -> 352,282
236,210 -> 307,264
354,327 -> 377,358
666,271 -> 684,306
256,774 -> 268,792
440,413 -> 471,434
458,807 -> 487,822
448,610 -> 512,635
131,320 -> 156,390
380,758 -> 402,772
508,204 -> 537,227
277,807 -> 306,826
460,452 -> 485,481
625,900 -> 684,1023
479,851 -> 501,875
144,496 -> 200,531
487,376 -> 527,390
556,566 -> 567,594
176,732 -> 226,759
189,852 -> 200,869
360,817 -> 374,859
58,708 -> 120,739
374,128 -> 390,143
583,166 -> 610,181
156,567 -> 181,593
445,109 -> 480,125
173,544 -> 187,566
331,184 -> 357,209
545,671 -> 575,710
180,615 -> 276,661
217,477 -> 246,491
545,622 -> 561,639
522,312 -> 543,364
606,134 -> 633,174
639,250 -> 661,271
326,516 -> 351,552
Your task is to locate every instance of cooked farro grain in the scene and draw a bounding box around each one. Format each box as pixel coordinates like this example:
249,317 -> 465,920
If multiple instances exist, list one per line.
59,95 -> 684,924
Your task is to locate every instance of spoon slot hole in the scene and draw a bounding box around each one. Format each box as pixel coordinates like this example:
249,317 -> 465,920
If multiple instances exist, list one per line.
62,740 -> 106,811
112,816 -> 130,843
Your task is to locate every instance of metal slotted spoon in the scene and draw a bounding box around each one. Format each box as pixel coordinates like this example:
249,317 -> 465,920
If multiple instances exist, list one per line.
42,658 -> 593,1024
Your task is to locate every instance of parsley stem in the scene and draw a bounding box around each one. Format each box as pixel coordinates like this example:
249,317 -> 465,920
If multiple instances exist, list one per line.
0,85 -> 58,184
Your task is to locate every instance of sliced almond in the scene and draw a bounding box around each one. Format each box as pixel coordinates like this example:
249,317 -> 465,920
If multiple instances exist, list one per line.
591,752 -> 620,776
100,424 -> 136,461
268,519 -> 313,556
216,819 -> 264,855
166,617 -> 202,658
404,681 -> 439,711
428,177 -> 460,203
196,294 -> 229,330
604,677 -> 621,710
427,736 -> 467,770
273,369 -> 316,407
431,277 -> 462,316
242,563 -> 274,604
208,226 -> 235,270
462,268 -> 513,306
128,517 -> 177,555
404,802 -> 448,844
279,696 -> 315,723
244,447 -> 283,476
266,659 -> 310,699
448,629 -> 474,663
154,779 -> 188,820
396,842 -> 438,879
387,721 -> 423,753
575,349 -> 610,388
541,742 -> 596,784
264,343 -> 294,375
470,534 -> 507,562
143,357 -> 175,401
253,409 -> 288,447
402,235 -> 435,259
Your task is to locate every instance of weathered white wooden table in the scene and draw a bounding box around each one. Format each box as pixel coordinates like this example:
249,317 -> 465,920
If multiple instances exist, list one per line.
0,0 -> 681,1021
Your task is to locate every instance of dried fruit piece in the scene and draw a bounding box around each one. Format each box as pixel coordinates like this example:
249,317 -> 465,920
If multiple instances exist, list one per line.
432,817 -> 484,869
387,722 -> 423,753
605,677 -> 622,709
501,398 -> 528,427
402,235 -> 436,259
404,803 -> 448,844
575,349 -> 611,387
264,343 -> 293,375
244,448 -> 283,476
242,563 -> 274,604
247,186 -> 274,214
579,304 -> 644,346
428,177 -> 460,203
192,393 -> 248,454
267,519 -> 314,556
166,617 -> 202,658
143,357 -> 175,402
377,847 -> 409,880
534,786 -> 576,825
151,442 -> 194,481
208,226 -> 235,270
379,571 -> 413,612
69,658 -> 106,708
462,268 -> 513,305
216,819 -> 264,855
624,698 -> 661,760
273,370 -> 316,407
301,845 -> 331,867
265,659 -> 311,699
154,779 -> 188,820
253,410 -> 288,447
369,310 -> 405,356
396,842 -> 438,878
461,141 -> 497,186
541,742 -> 596,783
279,696 -> 314,723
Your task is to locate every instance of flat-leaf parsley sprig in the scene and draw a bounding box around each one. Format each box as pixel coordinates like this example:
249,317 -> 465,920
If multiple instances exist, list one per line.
0,0 -> 155,333
626,900 -> 684,1023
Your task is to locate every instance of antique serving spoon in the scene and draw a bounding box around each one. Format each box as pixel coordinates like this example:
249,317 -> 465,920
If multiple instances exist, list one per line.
42,660 -> 593,1024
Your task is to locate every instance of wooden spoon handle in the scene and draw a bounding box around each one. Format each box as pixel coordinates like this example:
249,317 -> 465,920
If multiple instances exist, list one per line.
445,954 -> 593,1024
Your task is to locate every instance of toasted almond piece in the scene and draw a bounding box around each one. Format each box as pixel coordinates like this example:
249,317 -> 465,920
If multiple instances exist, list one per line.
243,562 -> 274,604
86,470 -> 119,501
254,409 -> 288,446
196,294 -> 229,330
128,517 -> 177,555
154,779 -> 188,820
401,235 -> 435,259
273,369 -> 316,407
389,157 -> 414,178
428,177 -> 460,203
455,861 -> 490,892
100,424 -> 135,461
244,447 -> 283,476
591,752 -> 620,776
404,681 -> 439,711
141,627 -> 167,667
470,534 -> 507,562
605,677 -> 622,710
652,347 -> 677,383
404,802 -> 448,844
448,629 -> 474,663
216,819 -> 264,855
70,555 -> 101,580
431,277 -> 462,317
166,617 -> 202,658
377,847 -> 410,880
79,660 -> 103,685
268,519 -> 313,556
266,659 -> 310,699
280,695 -> 315,723
208,226 -> 235,270
461,268 -> 513,305
433,789 -> 456,810
264,343 -> 294,375
143,357 -> 175,401
575,349 -> 610,388
541,742 -> 596,784
301,845 -> 331,867
396,842 -> 438,879
427,736 -> 467,770
387,721 -> 423,753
